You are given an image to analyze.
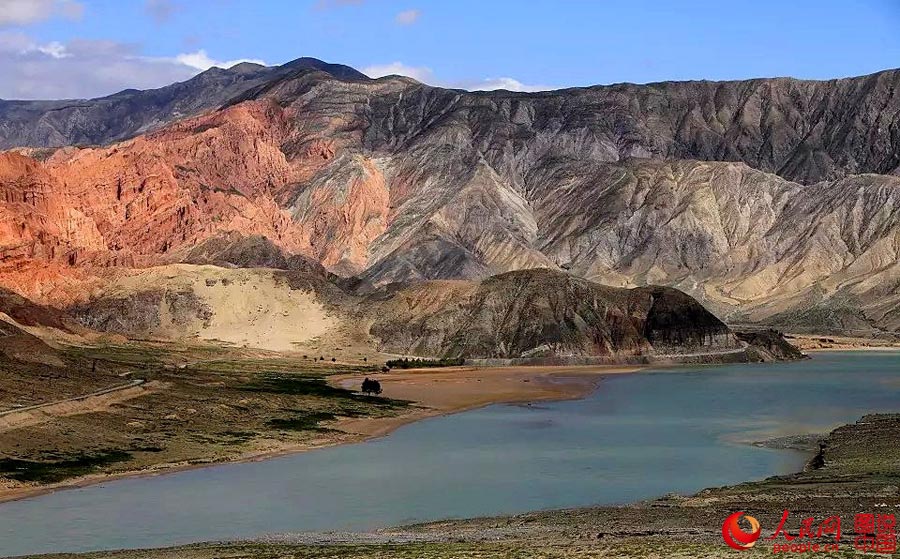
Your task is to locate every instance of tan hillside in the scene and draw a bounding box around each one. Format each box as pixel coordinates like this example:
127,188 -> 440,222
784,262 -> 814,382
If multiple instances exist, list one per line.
69,265 -> 345,353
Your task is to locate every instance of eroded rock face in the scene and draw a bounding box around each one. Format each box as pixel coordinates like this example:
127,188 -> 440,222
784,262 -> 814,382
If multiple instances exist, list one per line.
69,289 -> 212,336
0,98 -> 391,284
1,65 -> 899,334
0,151 -> 106,287
735,330 -> 807,362
44,100 -> 310,259
7,63 -> 900,184
526,159 -> 900,331
365,269 -> 740,359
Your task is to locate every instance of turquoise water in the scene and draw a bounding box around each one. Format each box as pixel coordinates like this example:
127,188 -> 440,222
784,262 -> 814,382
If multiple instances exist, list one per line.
1,351 -> 899,556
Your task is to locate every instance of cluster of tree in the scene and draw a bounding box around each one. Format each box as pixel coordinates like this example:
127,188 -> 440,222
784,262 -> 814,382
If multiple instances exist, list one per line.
361,377 -> 382,395
384,357 -> 465,369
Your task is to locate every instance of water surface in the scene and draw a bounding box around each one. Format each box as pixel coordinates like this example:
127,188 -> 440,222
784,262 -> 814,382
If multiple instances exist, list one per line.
1,351 -> 899,556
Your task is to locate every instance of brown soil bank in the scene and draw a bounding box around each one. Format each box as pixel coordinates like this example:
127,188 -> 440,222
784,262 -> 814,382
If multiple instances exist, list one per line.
34,414 -> 900,559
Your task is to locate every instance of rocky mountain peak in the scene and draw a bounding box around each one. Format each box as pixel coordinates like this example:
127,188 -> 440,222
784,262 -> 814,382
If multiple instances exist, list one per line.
2,63 -> 900,337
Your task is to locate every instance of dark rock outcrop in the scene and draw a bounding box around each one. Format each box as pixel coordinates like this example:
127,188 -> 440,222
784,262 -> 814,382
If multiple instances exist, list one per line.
69,289 -> 211,336
182,232 -> 330,277
366,268 -> 742,359
735,329 -> 807,362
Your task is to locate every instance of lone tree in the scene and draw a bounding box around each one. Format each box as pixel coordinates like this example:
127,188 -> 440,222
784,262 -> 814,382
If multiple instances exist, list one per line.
361,377 -> 382,395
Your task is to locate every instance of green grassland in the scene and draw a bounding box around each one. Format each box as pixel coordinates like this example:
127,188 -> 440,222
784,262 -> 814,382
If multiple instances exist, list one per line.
0,342 -> 406,486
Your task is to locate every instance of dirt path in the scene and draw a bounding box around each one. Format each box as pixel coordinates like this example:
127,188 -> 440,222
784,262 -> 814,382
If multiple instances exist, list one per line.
0,379 -> 167,432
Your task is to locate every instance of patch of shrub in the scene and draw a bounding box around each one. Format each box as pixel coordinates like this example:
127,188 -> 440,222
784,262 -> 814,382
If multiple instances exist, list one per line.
243,376 -> 357,399
267,411 -> 337,431
0,450 -> 132,484
384,357 -> 465,369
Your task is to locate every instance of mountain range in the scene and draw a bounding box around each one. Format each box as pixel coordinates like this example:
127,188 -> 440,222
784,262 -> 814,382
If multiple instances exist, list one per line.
1,57 -> 899,344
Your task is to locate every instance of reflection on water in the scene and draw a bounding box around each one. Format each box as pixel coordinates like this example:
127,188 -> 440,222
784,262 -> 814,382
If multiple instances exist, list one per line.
1,351 -> 898,556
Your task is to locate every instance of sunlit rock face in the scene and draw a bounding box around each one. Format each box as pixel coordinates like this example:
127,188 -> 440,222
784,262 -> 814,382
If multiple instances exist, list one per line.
1,62 -> 899,333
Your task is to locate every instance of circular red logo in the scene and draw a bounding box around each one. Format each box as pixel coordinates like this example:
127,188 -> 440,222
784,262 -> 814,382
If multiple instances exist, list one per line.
722,511 -> 761,550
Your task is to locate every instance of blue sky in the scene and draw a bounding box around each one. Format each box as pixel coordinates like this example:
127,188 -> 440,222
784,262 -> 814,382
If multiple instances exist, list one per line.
2,0 -> 900,99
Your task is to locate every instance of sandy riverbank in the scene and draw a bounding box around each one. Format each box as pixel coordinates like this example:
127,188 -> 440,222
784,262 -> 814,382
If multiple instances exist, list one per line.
331,365 -> 641,437
788,333 -> 900,352
804,345 -> 900,352
0,364 -> 640,504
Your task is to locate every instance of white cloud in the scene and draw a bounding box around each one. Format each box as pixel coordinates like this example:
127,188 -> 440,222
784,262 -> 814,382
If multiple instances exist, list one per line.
173,49 -> 265,71
34,40 -> 68,58
462,77 -> 552,92
0,34 -> 549,100
363,61 -> 553,92
0,0 -> 83,26
0,32 -> 264,100
363,61 -> 434,83
395,9 -> 420,25
0,31 -> 68,58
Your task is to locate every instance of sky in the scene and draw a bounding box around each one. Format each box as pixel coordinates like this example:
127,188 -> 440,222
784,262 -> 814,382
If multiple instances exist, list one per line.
1,0 -> 900,99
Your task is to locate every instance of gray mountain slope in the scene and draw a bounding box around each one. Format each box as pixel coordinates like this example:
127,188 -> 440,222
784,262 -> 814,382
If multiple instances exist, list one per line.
0,57 -> 368,149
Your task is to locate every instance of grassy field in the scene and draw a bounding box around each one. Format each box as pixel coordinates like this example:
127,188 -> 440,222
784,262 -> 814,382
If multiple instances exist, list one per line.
0,341 -> 407,493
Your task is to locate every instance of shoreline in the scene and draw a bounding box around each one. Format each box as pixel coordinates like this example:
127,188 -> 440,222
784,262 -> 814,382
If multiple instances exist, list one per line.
802,346 -> 900,353
0,346 -> 890,506
785,333 -> 900,352
0,364 -> 642,505
13,412 -> 900,559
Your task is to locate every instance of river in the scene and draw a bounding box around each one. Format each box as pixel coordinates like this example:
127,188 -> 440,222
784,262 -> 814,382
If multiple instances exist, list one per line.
1,351 -> 898,556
